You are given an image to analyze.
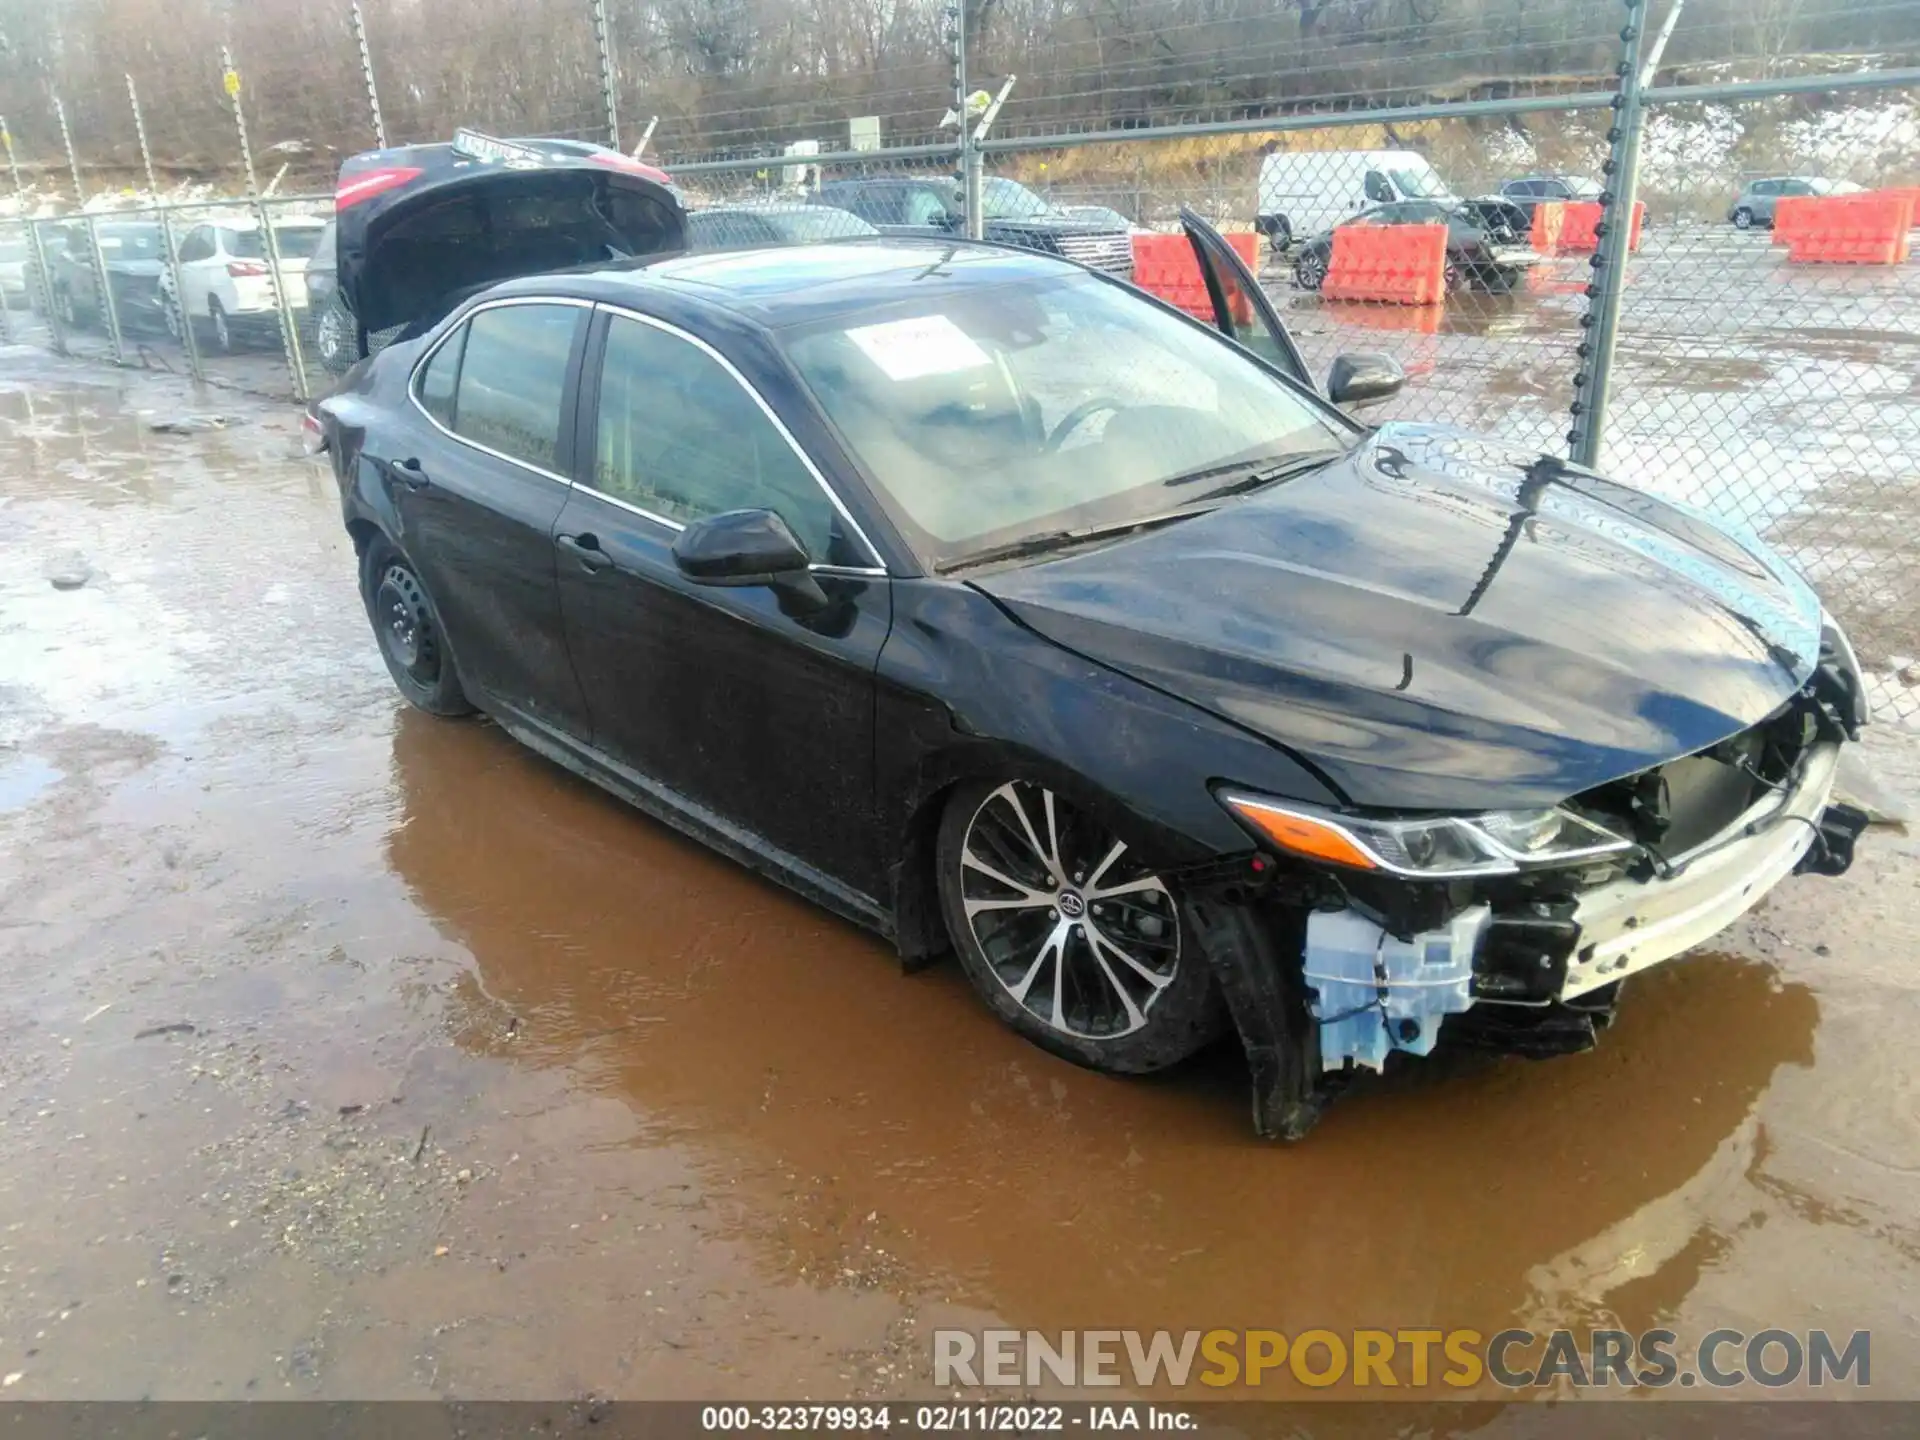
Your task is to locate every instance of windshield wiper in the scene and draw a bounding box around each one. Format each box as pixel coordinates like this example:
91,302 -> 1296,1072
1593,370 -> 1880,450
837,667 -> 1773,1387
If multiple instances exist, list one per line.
938,505 -> 1212,575
1164,449 -> 1343,501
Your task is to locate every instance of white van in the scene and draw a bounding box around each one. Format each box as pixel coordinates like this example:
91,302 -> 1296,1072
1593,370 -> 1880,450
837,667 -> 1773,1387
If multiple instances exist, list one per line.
1255,150 -> 1454,249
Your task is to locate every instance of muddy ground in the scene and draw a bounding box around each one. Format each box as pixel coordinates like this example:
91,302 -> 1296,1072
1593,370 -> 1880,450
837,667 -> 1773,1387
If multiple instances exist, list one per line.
2,351 -> 1919,1403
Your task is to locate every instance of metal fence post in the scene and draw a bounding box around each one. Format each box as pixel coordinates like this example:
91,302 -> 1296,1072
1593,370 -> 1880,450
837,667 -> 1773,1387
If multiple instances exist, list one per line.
129,75 -> 203,382
1567,0 -> 1650,469
223,48 -> 310,401
3,118 -> 63,356
55,94 -> 128,366
951,0 -> 982,239
350,0 -> 388,149
590,0 -> 619,151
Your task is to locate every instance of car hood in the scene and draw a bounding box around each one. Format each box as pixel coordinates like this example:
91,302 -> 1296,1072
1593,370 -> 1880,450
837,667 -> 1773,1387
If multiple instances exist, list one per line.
972,425 -> 1824,811
335,134 -> 686,334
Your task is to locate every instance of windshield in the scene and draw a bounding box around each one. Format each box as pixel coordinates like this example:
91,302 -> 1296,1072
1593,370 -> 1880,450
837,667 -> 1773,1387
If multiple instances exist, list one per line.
228,225 -> 325,260
1389,166 -> 1452,199
981,178 -> 1060,221
781,273 -> 1352,570
95,227 -> 164,259
764,208 -> 879,241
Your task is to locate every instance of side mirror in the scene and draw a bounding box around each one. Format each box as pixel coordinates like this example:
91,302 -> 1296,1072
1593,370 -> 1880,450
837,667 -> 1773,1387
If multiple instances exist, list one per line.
672,508 -> 828,614
1327,352 -> 1407,409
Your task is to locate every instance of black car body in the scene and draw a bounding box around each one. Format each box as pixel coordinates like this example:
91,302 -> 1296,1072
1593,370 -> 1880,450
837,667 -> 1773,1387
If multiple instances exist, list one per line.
813,176 -> 1134,278
330,129 -> 686,362
688,203 -> 877,251
46,220 -> 170,333
1494,174 -> 1602,224
311,216 -> 1865,1138
1292,199 -> 1538,294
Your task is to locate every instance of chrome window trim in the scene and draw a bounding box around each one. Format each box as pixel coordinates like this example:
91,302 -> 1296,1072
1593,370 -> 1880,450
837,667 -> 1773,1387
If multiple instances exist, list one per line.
590,301 -> 888,574
407,295 -> 594,488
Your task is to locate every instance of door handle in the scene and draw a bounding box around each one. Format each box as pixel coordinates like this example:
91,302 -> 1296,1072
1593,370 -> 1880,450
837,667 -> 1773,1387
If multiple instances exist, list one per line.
557,532 -> 613,572
391,456 -> 431,490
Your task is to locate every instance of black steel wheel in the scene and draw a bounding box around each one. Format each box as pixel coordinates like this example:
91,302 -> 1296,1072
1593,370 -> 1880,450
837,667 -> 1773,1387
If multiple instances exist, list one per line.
937,778 -> 1227,1073
360,541 -> 471,716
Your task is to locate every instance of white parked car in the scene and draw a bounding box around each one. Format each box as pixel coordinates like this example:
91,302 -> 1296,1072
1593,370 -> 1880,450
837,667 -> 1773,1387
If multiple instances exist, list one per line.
159,217 -> 328,352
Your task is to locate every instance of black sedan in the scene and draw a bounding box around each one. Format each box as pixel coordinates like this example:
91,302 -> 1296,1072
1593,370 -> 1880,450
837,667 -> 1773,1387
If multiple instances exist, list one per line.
1293,198 -> 1538,294
311,219 -> 1866,1138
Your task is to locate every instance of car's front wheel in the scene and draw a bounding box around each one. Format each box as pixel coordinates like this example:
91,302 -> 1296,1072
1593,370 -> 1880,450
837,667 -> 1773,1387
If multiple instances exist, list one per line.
937,778 -> 1228,1073
360,541 -> 472,717
1292,249 -> 1327,291
1732,207 -> 1754,229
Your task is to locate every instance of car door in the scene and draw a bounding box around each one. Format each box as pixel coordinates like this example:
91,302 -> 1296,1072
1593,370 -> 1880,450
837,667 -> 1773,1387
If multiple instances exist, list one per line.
176,227 -> 216,315
392,297 -> 595,738
1178,208 -> 1314,389
551,305 -> 891,890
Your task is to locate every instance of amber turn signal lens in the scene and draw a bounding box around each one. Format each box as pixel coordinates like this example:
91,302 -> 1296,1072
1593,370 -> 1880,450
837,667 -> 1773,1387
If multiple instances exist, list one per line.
1223,798 -> 1379,870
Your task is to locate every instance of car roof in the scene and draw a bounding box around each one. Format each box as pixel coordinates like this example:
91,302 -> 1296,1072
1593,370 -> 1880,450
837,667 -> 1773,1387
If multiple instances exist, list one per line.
488,237 -> 1086,328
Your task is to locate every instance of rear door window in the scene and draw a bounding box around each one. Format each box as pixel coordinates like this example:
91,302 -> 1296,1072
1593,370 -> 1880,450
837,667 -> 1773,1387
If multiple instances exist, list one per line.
415,325 -> 466,428
448,303 -> 582,472
1363,170 -> 1394,203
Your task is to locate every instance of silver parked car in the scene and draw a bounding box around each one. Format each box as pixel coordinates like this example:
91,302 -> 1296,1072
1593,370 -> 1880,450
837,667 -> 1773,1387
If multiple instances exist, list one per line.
1729,176 -> 1863,229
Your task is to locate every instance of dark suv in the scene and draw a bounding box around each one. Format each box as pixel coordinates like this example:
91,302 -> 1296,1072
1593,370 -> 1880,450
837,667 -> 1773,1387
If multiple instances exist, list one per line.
813,176 -> 1133,278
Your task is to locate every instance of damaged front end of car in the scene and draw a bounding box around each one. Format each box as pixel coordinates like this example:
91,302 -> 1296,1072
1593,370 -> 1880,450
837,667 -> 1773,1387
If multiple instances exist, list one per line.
1203,620 -> 1870,1140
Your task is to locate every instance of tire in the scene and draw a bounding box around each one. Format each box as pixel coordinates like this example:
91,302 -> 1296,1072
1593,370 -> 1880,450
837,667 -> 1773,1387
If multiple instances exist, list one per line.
359,540 -> 473,717
209,298 -> 233,354
1444,260 -> 1466,293
1732,207 -> 1754,230
1292,249 -> 1327,291
936,777 -> 1228,1074
315,299 -> 354,374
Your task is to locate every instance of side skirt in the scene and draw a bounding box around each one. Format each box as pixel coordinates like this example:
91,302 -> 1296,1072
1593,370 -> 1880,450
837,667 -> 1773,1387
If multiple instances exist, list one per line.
490,707 -> 896,943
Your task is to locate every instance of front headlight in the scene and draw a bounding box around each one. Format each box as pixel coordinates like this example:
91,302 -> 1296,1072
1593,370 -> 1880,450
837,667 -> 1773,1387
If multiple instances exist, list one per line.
1218,792 -> 1635,878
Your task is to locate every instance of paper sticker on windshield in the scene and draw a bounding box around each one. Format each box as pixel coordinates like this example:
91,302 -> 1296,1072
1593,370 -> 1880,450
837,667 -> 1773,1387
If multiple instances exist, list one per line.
847,315 -> 991,382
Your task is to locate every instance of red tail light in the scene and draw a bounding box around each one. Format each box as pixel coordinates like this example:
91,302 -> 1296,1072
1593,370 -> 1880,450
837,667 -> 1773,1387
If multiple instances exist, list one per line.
227,259 -> 268,277
588,152 -> 671,184
336,166 -> 423,210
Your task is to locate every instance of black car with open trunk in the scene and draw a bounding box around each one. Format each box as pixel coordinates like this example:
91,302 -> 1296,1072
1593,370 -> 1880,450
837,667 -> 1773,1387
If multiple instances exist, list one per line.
309,210 -> 1866,1137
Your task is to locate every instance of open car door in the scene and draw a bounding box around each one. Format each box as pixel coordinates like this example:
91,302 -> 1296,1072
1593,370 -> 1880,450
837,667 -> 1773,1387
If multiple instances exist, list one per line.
1178,207 -> 1312,387
1177,206 -> 1406,411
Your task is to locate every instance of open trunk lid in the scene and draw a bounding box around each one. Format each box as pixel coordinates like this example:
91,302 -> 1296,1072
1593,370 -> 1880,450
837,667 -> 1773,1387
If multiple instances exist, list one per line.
334,130 -> 687,336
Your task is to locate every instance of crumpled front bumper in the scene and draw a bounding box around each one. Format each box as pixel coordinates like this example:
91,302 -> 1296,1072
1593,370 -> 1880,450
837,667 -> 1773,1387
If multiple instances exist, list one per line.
1560,740 -> 1841,999
1303,741 -> 1858,1074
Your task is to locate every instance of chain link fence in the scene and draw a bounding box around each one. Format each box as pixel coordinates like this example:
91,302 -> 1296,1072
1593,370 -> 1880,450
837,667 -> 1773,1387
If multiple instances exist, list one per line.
1,0 -> 1918,717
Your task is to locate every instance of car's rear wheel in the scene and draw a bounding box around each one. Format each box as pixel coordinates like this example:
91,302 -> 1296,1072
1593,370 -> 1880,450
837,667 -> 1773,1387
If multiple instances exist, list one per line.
209,298 -> 233,354
315,299 -> 354,373
1732,207 -> 1754,230
1292,249 -> 1327,291
937,778 -> 1228,1073
360,541 -> 472,716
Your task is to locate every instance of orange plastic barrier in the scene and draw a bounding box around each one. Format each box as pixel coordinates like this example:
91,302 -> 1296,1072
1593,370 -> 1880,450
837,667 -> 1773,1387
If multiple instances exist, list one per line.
1530,201 -> 1565,252
1771,195 -> 1817,246
1129,232 -> 1258,322
1537,200 -> 1644,253
1786,192 -> 1914,265
1321,222 -> 1447,305
1877,187 -> 1920,225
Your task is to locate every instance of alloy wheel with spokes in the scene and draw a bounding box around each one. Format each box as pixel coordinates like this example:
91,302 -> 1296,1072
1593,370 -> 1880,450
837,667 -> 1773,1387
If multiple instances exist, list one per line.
943,779 -> 1220,1068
